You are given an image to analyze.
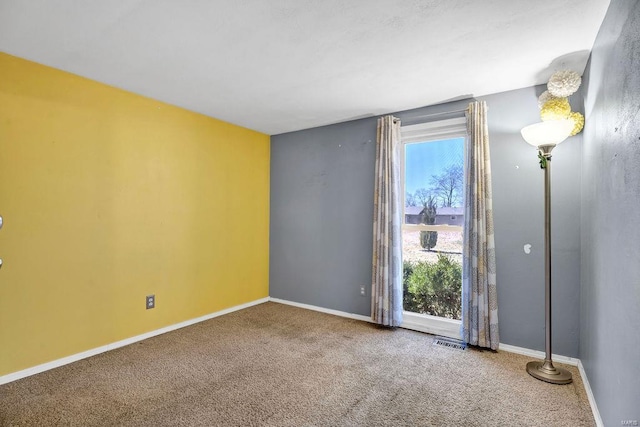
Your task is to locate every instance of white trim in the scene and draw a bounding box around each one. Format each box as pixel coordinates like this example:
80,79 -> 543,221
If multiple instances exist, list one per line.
578,360 -> 603,427
0,295 -> 602,427
0,297 -> 270,385
268,297 -> 372,323
402,224 -> 463,233
499,343 -> 601,426
268,299 -> 463,341
401,117 -> 468,144
263,300 -> 602,427
498,343 -> 579,366
401,311 -> 461,339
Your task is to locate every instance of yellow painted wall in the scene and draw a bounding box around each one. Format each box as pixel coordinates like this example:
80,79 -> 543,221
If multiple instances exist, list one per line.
0,52 -> 270,376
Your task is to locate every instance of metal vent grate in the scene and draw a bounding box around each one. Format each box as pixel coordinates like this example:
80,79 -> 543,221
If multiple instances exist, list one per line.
433,336 -> 466,351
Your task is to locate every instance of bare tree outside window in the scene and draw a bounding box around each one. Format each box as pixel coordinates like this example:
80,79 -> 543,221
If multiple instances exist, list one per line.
430,163 -> 463,207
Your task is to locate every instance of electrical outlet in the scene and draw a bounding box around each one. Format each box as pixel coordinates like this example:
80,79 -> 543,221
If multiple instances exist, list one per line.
146,295 -> 155,309
360,285 -> 366,296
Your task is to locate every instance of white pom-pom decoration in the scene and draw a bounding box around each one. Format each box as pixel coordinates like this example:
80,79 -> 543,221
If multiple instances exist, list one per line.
547,70 -> 582,98
537,90 -> 556,109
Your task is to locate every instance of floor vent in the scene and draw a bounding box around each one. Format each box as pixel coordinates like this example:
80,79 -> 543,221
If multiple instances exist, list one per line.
433,337 -> 466,351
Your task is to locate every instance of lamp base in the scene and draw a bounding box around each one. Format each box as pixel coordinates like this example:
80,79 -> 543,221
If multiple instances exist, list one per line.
526,360 -> 573,385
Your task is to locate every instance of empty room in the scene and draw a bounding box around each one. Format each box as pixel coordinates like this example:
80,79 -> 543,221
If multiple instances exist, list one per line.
0,1 -> 638,426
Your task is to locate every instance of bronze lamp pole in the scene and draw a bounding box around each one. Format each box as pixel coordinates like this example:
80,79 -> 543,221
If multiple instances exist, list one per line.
521,120 -> 574,385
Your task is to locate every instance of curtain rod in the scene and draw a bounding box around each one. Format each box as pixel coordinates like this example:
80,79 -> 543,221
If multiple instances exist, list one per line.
403,107 -> 469,119
392,106 -> 471,123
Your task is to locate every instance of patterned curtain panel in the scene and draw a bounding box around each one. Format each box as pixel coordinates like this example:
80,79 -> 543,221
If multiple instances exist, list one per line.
462,101 -> 499,350
371,115 -> 403,327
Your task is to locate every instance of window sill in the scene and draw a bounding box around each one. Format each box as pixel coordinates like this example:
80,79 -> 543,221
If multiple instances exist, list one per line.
401,311 -> 461,340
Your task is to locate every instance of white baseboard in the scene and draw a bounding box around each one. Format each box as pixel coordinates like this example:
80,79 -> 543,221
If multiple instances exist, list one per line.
1,295 -> 602,427
498,344 -> 602,426
267,298 -> 601,426
498,343 -> 580,366
0,297 -> 270,385
578,360 -> 603,427
268,297 -> 372,323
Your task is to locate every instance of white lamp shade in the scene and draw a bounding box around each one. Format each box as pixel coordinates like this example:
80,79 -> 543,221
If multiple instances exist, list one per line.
520,119 -> 574,147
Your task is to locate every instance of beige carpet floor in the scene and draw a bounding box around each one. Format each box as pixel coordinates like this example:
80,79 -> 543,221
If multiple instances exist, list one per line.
0,302 -> 594,426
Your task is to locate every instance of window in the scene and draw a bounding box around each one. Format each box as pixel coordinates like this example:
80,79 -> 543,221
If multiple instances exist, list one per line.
399,117 -> 467,339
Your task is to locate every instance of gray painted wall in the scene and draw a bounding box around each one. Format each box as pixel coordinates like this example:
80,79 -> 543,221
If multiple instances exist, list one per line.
270,118 -> 378,316
271,89 -> 583,357
480,88 -> 582,358
580,1 -> 640,425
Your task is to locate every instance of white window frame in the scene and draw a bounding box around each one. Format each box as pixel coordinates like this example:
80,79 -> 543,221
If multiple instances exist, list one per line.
399,117 -> 467,339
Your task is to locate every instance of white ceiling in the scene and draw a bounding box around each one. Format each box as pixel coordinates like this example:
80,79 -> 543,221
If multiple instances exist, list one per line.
0,0 -> 610,135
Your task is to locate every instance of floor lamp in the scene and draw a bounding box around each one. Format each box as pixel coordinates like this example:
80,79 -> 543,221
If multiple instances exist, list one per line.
520,119 -> 574,385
